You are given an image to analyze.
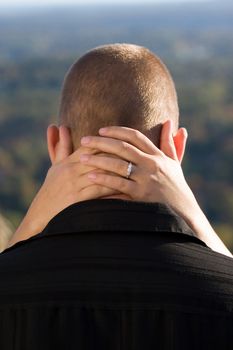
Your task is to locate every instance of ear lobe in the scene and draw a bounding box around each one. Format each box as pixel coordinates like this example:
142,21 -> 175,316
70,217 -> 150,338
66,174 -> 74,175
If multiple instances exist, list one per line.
172,128 -> 188,163
47,124 -> 73,164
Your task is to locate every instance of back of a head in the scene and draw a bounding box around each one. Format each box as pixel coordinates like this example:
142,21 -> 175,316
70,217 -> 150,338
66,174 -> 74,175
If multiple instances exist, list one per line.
59,43 -> 179,149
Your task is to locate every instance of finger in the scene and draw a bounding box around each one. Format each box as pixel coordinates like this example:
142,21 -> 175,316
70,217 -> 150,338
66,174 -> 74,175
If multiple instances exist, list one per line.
64,161 -> 108,180
69,170 -> 96,193
81,136 -> 143,163
65,145 -> 100,164
77,184 -> 121,202
58,125 -> 73,160
47,125 -> 73,164
64,170 -> 119,203
160,120 -> 178,161
87,172 -> 136,198
80,154 -> 138,180
98,126 -> 161,155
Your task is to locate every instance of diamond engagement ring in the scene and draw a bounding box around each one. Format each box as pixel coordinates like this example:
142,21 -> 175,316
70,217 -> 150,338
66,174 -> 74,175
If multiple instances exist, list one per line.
126,162 -> 133,179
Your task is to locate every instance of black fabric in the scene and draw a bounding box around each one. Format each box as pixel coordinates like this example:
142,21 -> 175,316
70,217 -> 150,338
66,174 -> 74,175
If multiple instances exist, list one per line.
0,199 -> 232,350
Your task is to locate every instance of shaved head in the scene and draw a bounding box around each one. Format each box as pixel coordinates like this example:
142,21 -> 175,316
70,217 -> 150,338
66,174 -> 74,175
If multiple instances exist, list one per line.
59,43 -> 179,149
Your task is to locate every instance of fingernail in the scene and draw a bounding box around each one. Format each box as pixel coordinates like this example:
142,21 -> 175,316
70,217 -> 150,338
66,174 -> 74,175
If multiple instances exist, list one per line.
81,136 -> 91,145
80,154 -> 90,162
88,173 -> 97,180
99,127 -> 108,134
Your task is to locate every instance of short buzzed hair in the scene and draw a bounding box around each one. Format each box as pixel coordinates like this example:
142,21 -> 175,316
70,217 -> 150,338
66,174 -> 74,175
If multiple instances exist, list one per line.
59,43 -> 179,149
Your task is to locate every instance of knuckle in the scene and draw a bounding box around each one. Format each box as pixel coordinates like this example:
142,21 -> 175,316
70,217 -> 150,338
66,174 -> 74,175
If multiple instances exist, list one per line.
133,129 -> 142,140
150,161 -> 165,183
149,156 -> 159,171
150,155 -> 163,172
157,159 -> 165,174
120,141 -> 129,153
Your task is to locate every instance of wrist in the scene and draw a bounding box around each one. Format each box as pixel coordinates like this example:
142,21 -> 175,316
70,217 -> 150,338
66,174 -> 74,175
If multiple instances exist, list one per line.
182,197 -> 233,258
6,200 -> 45,249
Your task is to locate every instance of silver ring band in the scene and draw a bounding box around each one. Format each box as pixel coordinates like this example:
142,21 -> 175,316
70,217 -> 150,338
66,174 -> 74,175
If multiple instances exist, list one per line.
126,162 -> 133,179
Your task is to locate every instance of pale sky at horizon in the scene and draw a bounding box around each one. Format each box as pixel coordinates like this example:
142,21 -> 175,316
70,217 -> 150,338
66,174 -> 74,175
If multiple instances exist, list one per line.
0,0 -> 213,7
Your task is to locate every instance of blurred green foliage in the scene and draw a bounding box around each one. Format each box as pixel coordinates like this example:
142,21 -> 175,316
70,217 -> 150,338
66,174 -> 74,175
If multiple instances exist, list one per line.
0,3 -> 232,252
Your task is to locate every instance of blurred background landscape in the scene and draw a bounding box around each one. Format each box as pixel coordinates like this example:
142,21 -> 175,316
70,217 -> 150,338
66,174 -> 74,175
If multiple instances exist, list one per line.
0,0 -> 232,252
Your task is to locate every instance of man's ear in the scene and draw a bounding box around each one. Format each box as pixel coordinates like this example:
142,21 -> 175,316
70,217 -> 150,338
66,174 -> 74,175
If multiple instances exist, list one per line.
160,120 -> 188,164
172,126 -> 188,163
47,124 -> 73,164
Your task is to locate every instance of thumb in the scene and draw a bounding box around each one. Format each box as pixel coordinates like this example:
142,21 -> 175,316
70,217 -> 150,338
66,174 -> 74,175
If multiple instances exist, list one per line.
160,120 -> 178,161
55,125 -> 73,163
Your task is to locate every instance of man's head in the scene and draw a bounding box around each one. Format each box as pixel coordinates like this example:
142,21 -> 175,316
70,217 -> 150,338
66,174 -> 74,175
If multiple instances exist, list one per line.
58,43 -> 179,150
48,43 -> 187,166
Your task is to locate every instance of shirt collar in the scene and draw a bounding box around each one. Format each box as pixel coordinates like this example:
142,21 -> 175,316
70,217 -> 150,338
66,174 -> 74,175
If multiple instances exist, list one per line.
33,199 -> 206,247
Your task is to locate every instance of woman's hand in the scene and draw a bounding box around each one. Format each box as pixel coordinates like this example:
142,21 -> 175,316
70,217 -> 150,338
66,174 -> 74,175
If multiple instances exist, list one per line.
80,120 -> 194,219
79,120 -> 232,258
5,142 -> 120,250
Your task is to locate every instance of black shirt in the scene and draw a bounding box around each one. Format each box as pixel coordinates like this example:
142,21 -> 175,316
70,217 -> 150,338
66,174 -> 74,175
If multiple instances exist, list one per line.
0,199 -> 232,350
